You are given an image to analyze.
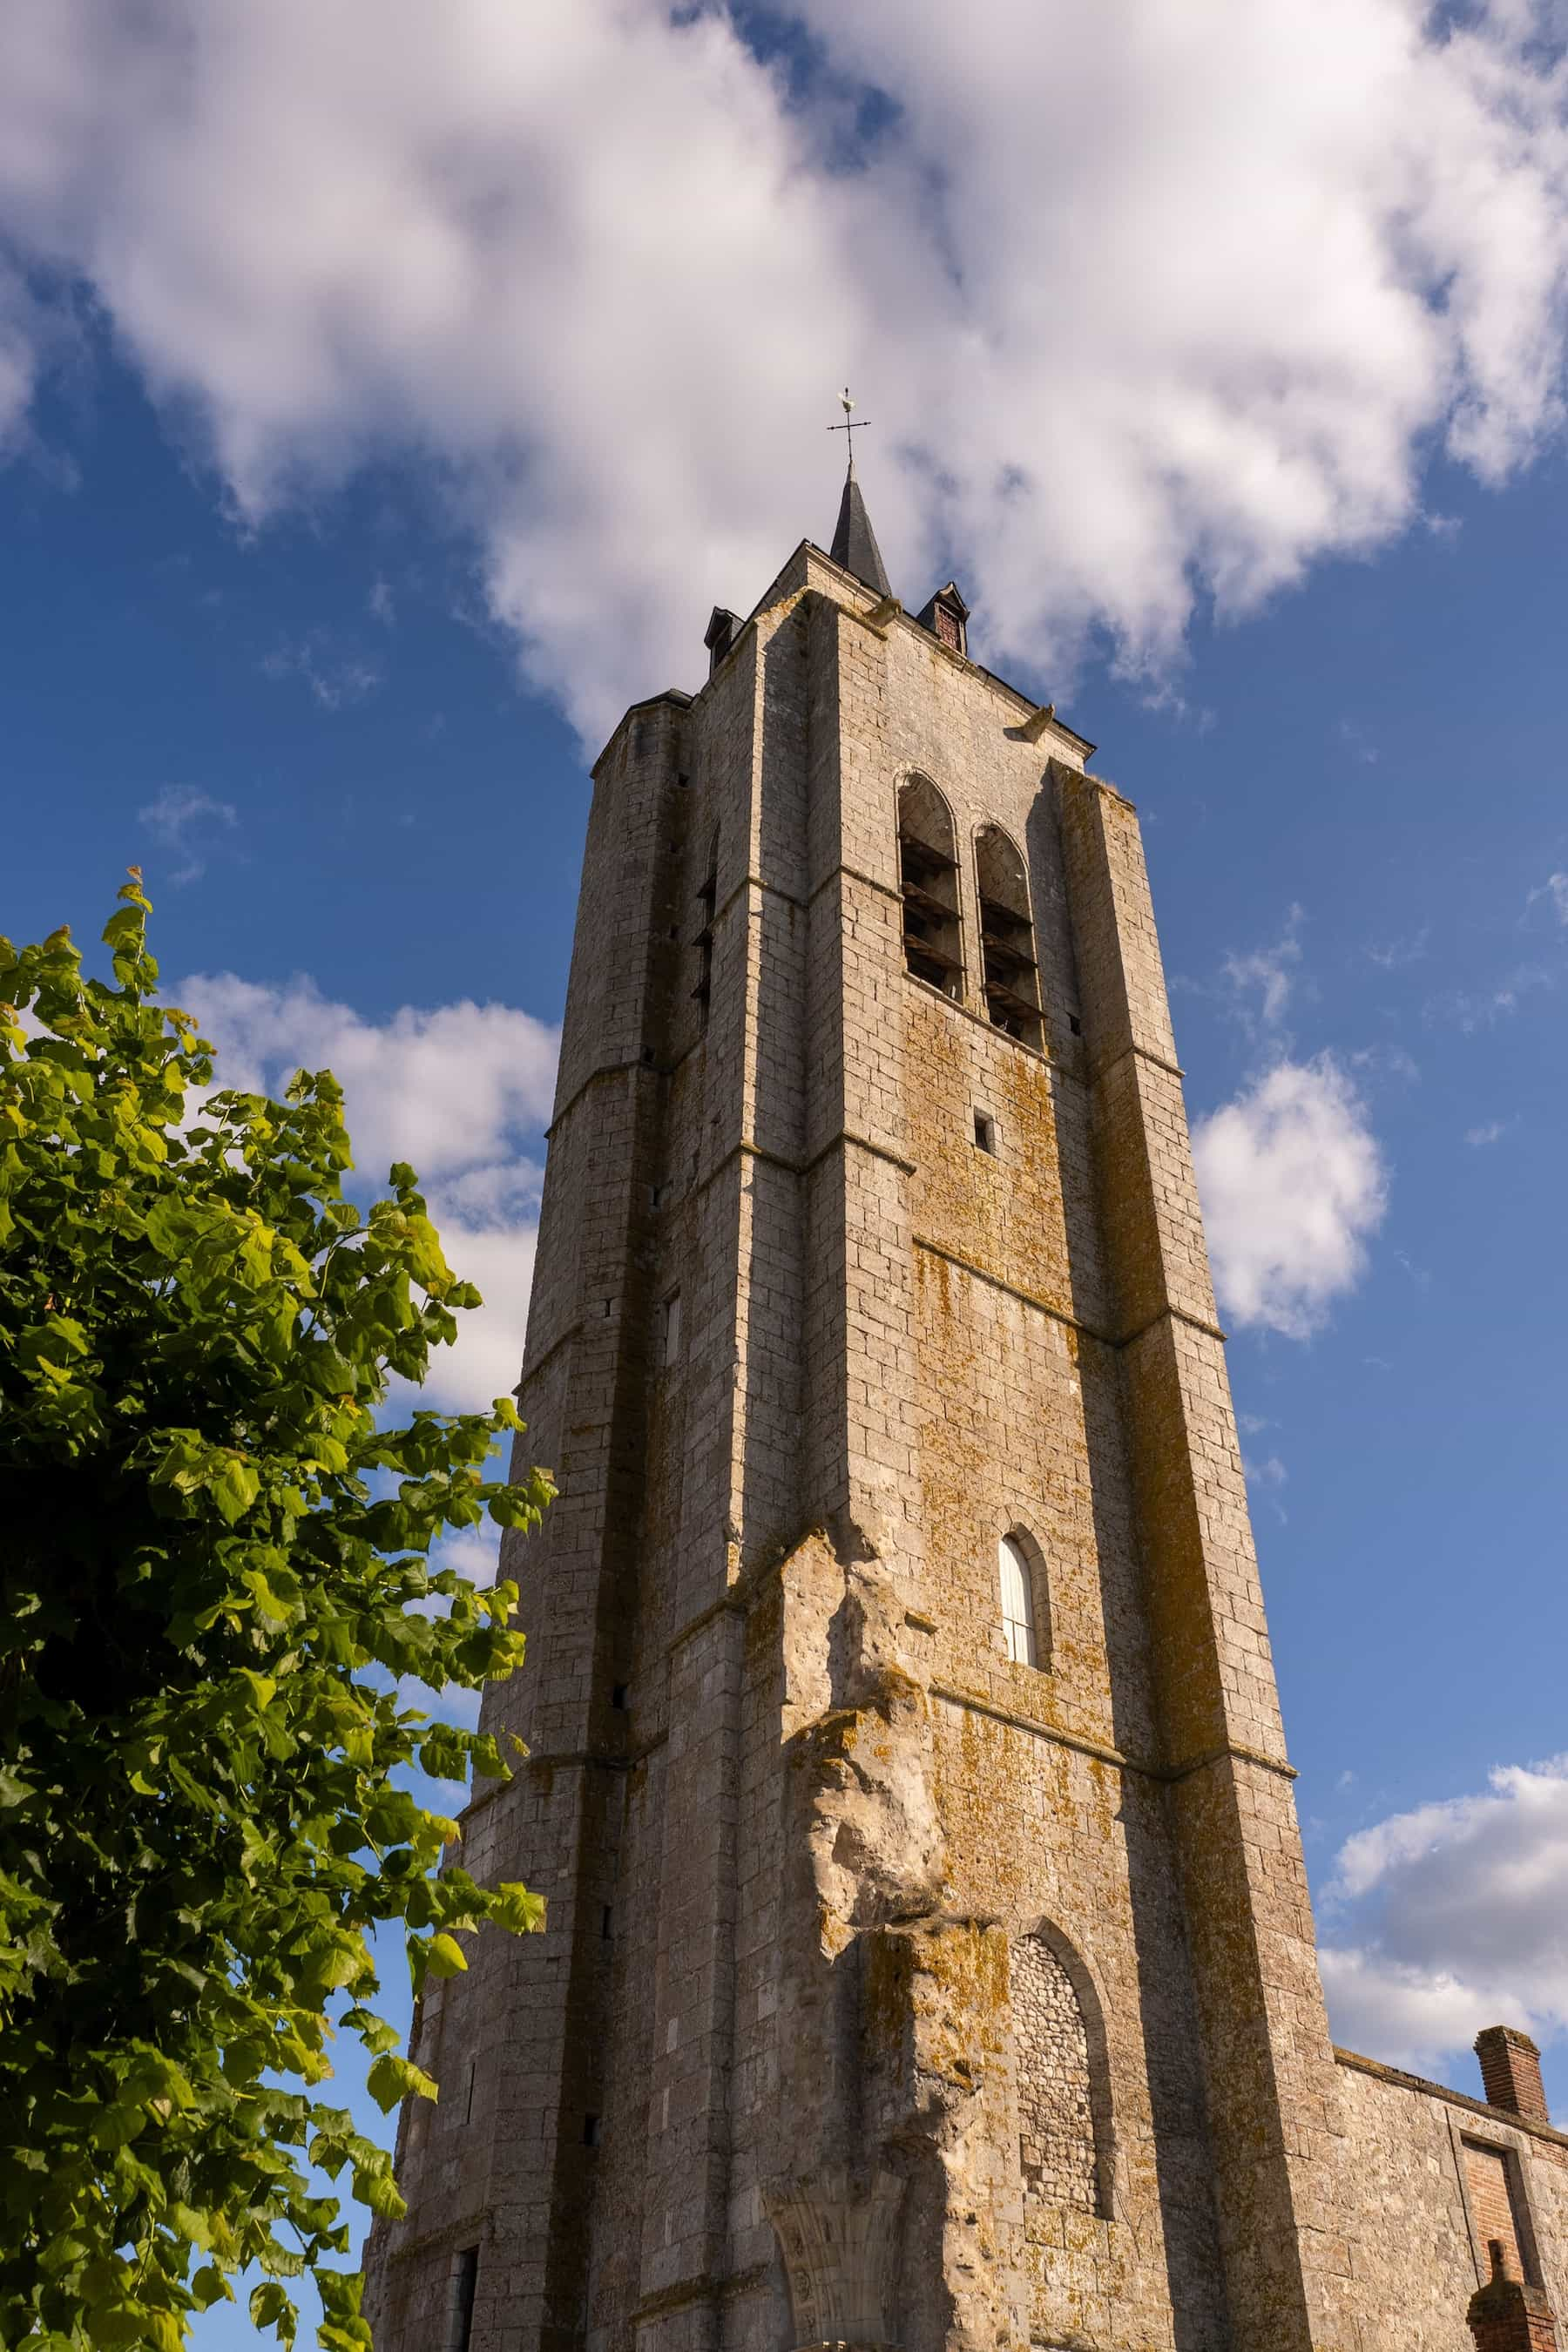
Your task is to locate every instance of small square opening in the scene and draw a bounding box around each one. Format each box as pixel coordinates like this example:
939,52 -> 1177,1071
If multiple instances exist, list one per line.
973,1112 -> 997,1154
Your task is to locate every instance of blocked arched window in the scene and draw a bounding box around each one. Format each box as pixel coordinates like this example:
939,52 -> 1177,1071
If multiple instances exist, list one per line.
1013,1928 -> 1110,2221
998,1533 -> 1038,1667
975,825 -> 1042,1050
897,778 -> 963,1000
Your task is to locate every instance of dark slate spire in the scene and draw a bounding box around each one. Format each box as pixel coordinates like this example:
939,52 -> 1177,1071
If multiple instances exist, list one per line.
829,459 -> 892,598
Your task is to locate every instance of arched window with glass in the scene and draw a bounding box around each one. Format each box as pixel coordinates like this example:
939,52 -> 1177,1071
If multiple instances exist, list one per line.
998,1531 -> 1043,1668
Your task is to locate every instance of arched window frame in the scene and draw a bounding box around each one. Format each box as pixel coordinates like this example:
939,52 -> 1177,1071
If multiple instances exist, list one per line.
996,1524 -> 1051,1672
1014,1918 -> 1116,2222
972,821 -> 1043,1051
896,774 -> 963,1002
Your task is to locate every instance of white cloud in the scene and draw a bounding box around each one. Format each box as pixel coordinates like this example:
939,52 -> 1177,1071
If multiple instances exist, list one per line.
1348,1044 -> 1420,1087
137,784 -> 237,885
1365,929 -> 1429,971
1320,1757 -> 1568,2084
261,633 -> 382,710
1242,1448 -> 1288,1524
175,973 -> 558,1412
1219,905 -> 1305,1038
1427,965 -> 1555,1031
1466,1119 -> 1506,1146
1,2 -> 1567,738
1527,871 -> 1568,926
0,249 -> 46,454
1193,1054 -> 1388,1338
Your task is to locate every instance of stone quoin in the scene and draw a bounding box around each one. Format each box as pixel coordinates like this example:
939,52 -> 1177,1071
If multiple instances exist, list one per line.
364,470 -> 1568,2352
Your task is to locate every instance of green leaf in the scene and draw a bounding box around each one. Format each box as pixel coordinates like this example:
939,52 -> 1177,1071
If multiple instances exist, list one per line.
365,2053 -> 439,2113
211,1453 -> 261,1524
351,2156 -> 405,2220
192,2264 -> 232,2310
422,1932 -> 469,1977
251,2280 -> 294,2334
490,1882 -> 548,1936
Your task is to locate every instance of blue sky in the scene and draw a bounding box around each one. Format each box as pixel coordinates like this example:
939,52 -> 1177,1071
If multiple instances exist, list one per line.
4,2 -> 1568,2339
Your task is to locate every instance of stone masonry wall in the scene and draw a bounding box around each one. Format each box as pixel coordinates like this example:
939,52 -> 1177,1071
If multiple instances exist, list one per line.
365,530 -> 1560,2352
1013,1932 -> 1100,2218
1333,2054 -> 1568,2349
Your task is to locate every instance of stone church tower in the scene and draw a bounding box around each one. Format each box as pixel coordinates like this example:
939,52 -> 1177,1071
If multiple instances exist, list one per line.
366,469 -> 1568,2352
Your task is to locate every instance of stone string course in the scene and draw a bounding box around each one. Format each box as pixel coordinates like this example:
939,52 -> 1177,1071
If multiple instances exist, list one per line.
364,537 -> 1568,2352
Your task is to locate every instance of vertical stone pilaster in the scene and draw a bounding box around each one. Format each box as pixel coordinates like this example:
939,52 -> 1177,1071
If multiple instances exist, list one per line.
801,595 -> 920,1567
1059,765 -> 1352,2351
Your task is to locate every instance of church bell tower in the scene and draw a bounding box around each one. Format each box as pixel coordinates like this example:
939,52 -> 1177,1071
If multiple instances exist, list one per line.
365,458 -> 1362,2352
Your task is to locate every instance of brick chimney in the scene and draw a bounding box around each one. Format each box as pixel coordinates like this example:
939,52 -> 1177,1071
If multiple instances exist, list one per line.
1467,2240 -> 1560,2352
1477,2028 -> 1551,2126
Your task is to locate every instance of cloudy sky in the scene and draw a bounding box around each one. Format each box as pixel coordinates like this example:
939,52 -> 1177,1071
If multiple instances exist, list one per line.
3,0 -> 1568,2330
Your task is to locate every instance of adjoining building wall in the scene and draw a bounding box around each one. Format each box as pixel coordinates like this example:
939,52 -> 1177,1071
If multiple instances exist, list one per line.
365,533 -> 1561,2352
1333,2051 -> 1568,2349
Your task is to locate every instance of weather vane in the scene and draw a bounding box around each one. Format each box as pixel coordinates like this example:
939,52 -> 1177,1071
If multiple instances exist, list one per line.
828,386 -> 870,472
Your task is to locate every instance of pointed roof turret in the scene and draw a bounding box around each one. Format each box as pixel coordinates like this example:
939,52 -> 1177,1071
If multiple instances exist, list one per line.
830,463 -> 891,598
826,389 -> 892,598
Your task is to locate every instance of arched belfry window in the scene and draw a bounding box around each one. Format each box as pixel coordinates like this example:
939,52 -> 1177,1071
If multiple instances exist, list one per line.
1013,1927 -> 1110,2222
897,778 -> 963,1000
975,826 -> 1042,1051
998,1532 -> 1040,1668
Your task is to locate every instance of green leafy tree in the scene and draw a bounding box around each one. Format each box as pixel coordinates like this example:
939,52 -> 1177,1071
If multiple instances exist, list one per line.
0,879 -> 551,2350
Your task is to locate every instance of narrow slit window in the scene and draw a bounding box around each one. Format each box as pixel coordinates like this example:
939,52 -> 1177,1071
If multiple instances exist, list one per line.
898,777 -> 963,1000
693,836 -> 718,1023
975,825 -> 1043,1051
974,1111 -> 997,1154
660,1291 -> 681,1366
999,1533 -> 1038,1667
451,2247 -> 479,2352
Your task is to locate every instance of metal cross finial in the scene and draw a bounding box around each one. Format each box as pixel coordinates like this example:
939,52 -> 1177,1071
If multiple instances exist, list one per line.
828,386 -> 870,474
